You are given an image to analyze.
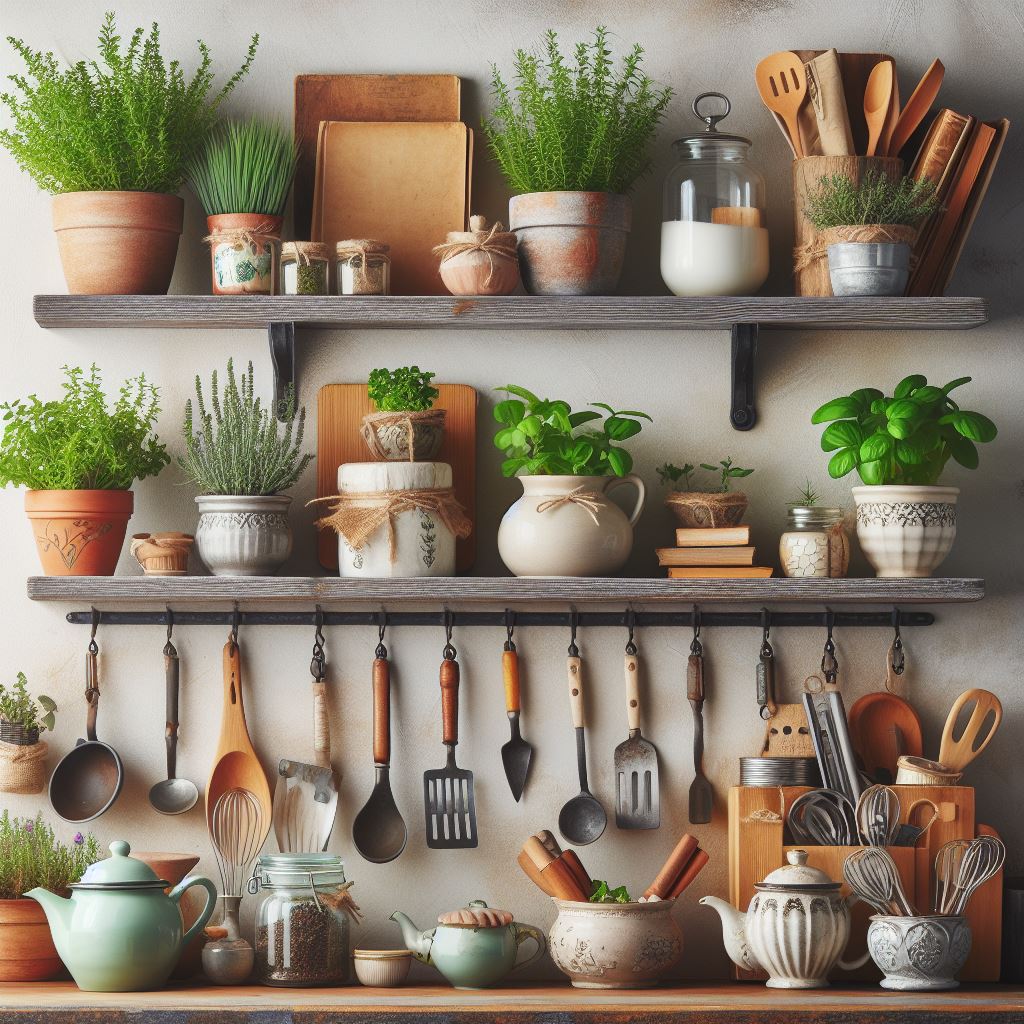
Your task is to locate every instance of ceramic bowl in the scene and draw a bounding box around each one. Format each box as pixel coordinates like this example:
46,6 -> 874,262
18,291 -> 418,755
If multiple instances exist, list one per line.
867,914 -> 971,990
353,949 -> 412,987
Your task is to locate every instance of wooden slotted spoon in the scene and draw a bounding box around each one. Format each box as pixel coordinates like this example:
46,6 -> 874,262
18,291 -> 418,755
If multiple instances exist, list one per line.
864,60 -> 894,156
755,52 -> 808,157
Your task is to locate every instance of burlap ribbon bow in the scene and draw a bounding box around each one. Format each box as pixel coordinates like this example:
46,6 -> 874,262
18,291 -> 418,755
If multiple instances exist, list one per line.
535,486 -> 605,526
431,221 -> 519,287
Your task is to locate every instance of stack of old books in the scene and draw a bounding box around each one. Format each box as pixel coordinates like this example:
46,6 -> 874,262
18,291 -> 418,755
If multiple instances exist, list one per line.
657,525 -> 773,579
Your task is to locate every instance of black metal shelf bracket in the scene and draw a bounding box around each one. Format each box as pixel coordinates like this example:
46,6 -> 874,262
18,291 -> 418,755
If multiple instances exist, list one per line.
268,321 -> 296,420
730,323 -> 758,431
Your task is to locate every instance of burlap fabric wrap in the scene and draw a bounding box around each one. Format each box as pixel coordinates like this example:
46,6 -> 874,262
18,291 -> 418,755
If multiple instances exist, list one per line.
793,223 -> 917,273
432,221 -> 519,287
202,220 -> 281,251
312,488 -> 471,560
360,409 -> 446,462
0,738 -> 48,794
665,490 -> 749,529
319,881 -> 363,923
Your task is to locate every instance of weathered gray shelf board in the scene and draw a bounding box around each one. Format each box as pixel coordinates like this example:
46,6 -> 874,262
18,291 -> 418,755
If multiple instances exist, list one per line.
26,576 -> 985,605
33,293 -> 990,330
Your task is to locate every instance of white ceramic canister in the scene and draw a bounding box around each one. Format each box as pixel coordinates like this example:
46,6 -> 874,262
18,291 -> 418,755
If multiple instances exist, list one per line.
337,462 -> 456,578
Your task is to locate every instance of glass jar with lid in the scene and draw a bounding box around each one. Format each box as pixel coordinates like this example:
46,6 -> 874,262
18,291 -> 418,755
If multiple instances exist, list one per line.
250,853 -> 357,987
661,92 -> 769,296
780,505 -> 850,578
336,239 -> 390,295
281,241 -> 331,295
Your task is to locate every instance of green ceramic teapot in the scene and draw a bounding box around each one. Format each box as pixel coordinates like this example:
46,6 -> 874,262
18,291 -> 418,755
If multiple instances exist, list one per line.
28,839 -> 216,992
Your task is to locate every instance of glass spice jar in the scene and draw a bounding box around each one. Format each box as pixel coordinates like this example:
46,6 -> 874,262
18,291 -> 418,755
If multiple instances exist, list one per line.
250,853 -> 356,987
336,239 -> 390,295
780,506 -> 850,578
281,242 -> 331,295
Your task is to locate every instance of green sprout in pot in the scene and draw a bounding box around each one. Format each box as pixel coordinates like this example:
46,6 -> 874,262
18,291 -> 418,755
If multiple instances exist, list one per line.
361,366 -> 445,461
789,480 -> 821,507
590,880 -> 632,904
659,457 -> 754,530
804,172 -> 939,231
657,458 -> 754,493
0,813 -> 99,899
0,674 -> 56,744
368,366 -> 439,413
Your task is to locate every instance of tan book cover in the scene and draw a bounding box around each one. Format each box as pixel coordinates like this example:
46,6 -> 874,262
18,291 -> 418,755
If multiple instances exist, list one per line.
667,567 -> 773,579
674,526 -> 750,547
657,547 -> 756,567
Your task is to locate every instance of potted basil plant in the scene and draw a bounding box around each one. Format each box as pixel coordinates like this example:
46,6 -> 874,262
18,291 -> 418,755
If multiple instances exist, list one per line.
0,674 -> 56,796
361,366 -> 445,461
493,385 -> 650,576
812,374 -> 996,577
484,27 -> 671,295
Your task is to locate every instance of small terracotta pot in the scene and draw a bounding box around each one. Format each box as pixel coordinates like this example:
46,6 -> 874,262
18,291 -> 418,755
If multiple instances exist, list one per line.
51,191 -> 183,295
133,852 -> 205,980
0,898 -> 65,981
509,191 -> 631,296
130,532 -> 194,575
360,409 -> 446,461
206,214 -> 283,295
25,489 -> 133,576
437,215 -> 521,296
665,491 -> 749,529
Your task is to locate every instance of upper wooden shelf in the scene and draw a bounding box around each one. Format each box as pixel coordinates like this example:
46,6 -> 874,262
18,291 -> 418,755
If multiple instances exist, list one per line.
33,294 -> 990,331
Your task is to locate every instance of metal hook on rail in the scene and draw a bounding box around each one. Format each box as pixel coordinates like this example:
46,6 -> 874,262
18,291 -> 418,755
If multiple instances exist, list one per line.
504,608 -> 516,652
625,608 -> 637,655
310,605 -> 326,681
568,608 -> 579,657
442,608 -> 456,660
376,609 -> 388,659
690,604 -> 703,656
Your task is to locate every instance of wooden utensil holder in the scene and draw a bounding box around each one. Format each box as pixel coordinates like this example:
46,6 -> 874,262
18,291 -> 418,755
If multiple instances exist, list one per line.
791,155 -> 903,295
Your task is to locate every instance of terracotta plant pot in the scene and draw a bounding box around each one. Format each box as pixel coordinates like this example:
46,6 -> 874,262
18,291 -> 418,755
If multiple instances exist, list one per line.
360,409 -> 446,462
25,489 -> 133,576
509,191 -> 631,295
133,852 -> 205,980
51,191 -> 183,295
0,898 -> 65,981
436,216 -> 521,296
130,532 -> 194,576
206,214 -> 283,295
665,490 -> 748,529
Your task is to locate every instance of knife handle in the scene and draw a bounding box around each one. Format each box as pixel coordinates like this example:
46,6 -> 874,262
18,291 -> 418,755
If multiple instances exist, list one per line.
440,656 -> 459,745
687,653 -> 704,707
372,657 -> 390,765
567,656 -> 585,729
624,652 -> 641,731
503,649 -> 521,713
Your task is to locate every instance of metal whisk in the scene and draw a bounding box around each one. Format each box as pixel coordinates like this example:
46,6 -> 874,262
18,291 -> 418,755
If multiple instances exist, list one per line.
843,846 -> 917,916
934,836 -> 1005,916
210,788 -> 267,897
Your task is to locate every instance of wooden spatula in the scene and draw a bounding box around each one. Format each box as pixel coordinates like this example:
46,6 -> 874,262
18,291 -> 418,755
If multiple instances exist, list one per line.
938,688 -> 1002,772
879,61 -> 901,156
755,52 -> 808,157
887,58 -> 944,158
864,60 -> 894,156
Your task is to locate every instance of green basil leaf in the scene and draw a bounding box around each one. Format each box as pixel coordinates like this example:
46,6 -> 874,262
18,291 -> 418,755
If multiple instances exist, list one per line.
570,441 -> 594,465
895,439 -> 925,465
604,416 -> 643,441
591,402 -> 616,415
952,411 -> 997,443
501,457 -> 528,477
949,435 -> 979,469
827,447 -> 859,479
497,384 -> 539,404
606,447 -> 632,476
568,410 -> 602,427
493,428 -> 517,450
941,376 -> 972,395
911,385 -> 944,404
894,374 -> 928,399
886,398 -> 920,420
821,421 -> 862,451
859,432 -> 894,462
728,467 -> 755,478
518,415 -> 543,438
886,418 -> 914,440
851,388 -> 885,409
493,399 -> 525,426
858,458 -> 887,485
811,397 -> 861,424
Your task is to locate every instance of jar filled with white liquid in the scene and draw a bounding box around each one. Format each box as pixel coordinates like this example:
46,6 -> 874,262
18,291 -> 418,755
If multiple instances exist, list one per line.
661,93 -> 769,296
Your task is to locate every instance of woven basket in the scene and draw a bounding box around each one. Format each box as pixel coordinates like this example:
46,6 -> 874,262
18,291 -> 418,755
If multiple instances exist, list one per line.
0,738 -> 47,795
360,409 -> 446,462
665,491 -> 749,529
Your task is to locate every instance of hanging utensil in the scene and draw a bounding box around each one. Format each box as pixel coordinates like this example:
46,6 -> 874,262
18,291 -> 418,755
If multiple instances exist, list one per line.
754,51 -> 809,157
499,611 -> 533,802
934,835 -> 1005,915
353,615 -> 408,863
886,58 -> 944,158
937,688 -> 1003,773
863,59 -> 893,156
614,611 -> 660,830
687,608 -> 713,825
843,846 -> 916,916
49,610 -> 124,823
893,797 -> 939,847
148,610 -> 199,816
423,612 -> 477,849
855,785 -> 901,847
756,609 -> 777,723
788,789 -> 857,846
557,614 -> 607,847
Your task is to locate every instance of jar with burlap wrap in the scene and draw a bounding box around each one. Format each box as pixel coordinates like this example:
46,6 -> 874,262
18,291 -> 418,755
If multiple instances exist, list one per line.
433,215 -> 521,296
281,241 -> 331,295
0,737 -> 48,794
665,490 -> 749,529
204,214 -> 283,295
336,239 -> 390,295
360,408 -> 446,462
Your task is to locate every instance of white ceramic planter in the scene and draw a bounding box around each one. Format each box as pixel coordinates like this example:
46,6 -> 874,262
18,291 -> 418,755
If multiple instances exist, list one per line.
867,915 -> 971,991
852,485 -> 958,577
194,495 -> 292,576
497,475 -> 645,577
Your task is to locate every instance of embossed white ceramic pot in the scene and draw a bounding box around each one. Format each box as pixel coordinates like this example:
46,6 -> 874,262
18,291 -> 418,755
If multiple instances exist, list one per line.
195,495 -> 293,576
548,898 -> 683,989
852,485 -> 958,578
867,914 -> 972,991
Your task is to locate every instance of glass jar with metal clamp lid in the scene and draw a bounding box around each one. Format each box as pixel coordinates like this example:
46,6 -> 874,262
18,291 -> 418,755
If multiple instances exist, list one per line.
780,505 -> 850,578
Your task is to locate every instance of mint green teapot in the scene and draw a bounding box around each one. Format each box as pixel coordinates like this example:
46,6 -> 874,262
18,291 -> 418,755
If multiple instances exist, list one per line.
28,840 -> 216,992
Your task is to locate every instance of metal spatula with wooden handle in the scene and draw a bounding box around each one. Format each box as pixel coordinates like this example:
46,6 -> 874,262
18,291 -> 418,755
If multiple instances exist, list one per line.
614,634 -> 660,830
755,51 -> 808,157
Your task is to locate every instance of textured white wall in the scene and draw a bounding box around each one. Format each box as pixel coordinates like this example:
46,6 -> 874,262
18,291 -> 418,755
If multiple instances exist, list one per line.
0,0 -> 1021,982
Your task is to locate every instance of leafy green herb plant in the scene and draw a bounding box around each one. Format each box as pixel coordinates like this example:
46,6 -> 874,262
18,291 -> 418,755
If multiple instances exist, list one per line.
0,674 -> 56,736
494,385 -> 651,477
0,13 -> 258,195
789,480 -> 821,507
0,812 -> 99,899
180,360 -> 313,496
812,374 -> 997,486
368,366 -> 439,413
804,171 -> 939,229
0,366 -> 169,490
484,27 -> 672,194
589,879 -> 631,904
656,462 -> 695,490
187,119 -> 297,217
657,458 -> 754,493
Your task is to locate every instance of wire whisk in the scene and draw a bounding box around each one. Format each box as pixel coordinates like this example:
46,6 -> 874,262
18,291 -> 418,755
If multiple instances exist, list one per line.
843,846 -> 917,916
210,787 -> 267,897
934,836 -> 1005,916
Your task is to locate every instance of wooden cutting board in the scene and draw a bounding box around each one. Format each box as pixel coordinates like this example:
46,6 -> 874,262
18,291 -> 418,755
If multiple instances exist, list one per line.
316,384 -> 477,572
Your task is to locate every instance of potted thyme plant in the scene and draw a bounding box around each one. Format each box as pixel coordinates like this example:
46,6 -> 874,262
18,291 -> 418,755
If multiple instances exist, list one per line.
0,673 -> 56,795
484,27 -> 671,295
0,365 -> 169,575
812,373 -> 996,576
0,812 -> 98,981
657,457 -> 754,528
361,365 -> 444,461
0,14 -> 257,294
187,118 -> 297,295
180,359 -> 313,576
493,385 -> 650,576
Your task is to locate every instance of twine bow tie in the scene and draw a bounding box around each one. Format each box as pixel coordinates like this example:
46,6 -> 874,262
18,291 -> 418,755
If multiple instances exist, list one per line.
535,486 -> 604,525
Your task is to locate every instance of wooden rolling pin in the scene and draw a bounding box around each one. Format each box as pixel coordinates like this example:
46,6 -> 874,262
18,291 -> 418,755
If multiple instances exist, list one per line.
522,837 -> 589,901
533,830 -> 592,896
517,849 -> 555,896
668,848 -> 709,899
643,833 -> 699,900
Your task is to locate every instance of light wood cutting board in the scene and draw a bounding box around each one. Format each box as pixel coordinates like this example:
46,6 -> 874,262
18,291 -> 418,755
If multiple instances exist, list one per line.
316,383 -> 477,572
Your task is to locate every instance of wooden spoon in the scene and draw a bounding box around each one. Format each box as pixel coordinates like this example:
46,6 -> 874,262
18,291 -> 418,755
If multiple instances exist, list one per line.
864,60 -> 894,156
755,52 -> 808,157
938,688 -> 1002,772
887,58 -> 944,158
848,691 -> 923,785
879,61 -> 901,156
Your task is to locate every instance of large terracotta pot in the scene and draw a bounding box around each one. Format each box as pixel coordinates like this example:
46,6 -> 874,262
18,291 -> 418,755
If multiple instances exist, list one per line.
0,898 -> 64,981
25,489 -> 133,576
509,191 -> 631,295
206,213 -> 283,295
51,191 -> 183,295
133,852 -> 205,980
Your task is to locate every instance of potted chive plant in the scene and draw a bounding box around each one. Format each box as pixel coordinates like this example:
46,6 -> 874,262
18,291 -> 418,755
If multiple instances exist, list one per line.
0,673 -> 56,796
657,458 -> 755,528
180,359 -> 313,576
0,365 -> 170,575
0,14 -> 257,294
812,374 -> 997,576
361,366 -> 445,461
484,27 -> 672,295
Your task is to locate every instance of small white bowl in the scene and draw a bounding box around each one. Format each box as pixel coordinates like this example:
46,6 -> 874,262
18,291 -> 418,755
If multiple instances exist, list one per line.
353,949 -> 413,987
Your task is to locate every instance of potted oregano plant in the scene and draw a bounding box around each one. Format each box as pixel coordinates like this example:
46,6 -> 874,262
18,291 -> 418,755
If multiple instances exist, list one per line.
0,812 -> 99,981
179,360 -> 313,576
484,27 -> 671,295
0,673 -> 56,795
187,118 -> 297,296
362,366 -> 444,461
657,457 -> 754,528
804,171 -> 939,296
0,365 -> 169,575
0,14 -> 257,294
493,385 -> 650,576
812,374 -> 996,576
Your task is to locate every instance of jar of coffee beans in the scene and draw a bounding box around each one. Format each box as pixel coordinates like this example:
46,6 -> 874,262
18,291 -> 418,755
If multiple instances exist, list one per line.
251,853 -> 360,986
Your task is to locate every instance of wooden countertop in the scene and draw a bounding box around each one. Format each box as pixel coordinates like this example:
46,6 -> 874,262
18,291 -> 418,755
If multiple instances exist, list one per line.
1,982 -> 1023,1022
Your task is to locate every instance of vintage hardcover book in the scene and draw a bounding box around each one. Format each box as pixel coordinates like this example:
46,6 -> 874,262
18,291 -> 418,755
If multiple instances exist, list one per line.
657,546 -> 756,567
673,526 -> 751,547
667,566 -> 773,579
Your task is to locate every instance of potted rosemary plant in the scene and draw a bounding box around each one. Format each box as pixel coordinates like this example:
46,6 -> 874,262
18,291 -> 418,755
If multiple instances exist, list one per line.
180,360 -> 313,576
187,118 -> 298,295
0,365 -> 169,575
362,366 -> 444,461
812,374 -> 996,576
484,27 -> 671,295
0,673 -> 56,795
0,14 -> 257,294
657,458 -> 755,528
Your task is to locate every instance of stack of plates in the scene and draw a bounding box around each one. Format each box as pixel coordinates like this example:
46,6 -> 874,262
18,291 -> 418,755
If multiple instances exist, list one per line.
740,756 -> 821,787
